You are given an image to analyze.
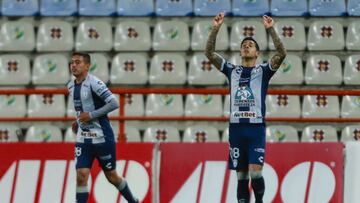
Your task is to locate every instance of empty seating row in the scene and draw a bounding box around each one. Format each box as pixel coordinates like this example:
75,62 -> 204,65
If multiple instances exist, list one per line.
1,19 -> 360,52
0,93 -> 359,119
1,53 -> 360,86
1,123 -> 359,143
1,0 -> 357,17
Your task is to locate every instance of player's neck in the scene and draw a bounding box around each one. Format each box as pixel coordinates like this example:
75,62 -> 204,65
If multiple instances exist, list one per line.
75,73 -> 88,84
241,58 -> 256,68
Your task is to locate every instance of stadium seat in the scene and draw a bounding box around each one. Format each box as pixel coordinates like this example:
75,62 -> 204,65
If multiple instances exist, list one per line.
270,0 -> 307,16
232,0 -> 269,16
0,94 -> 26,118
149,53 -> 186,85
305,55 -> 342,85
124,125 -> 141,142
75,21 -> 112,51
1,0 -> 38,16
185,94 -> 222,116
301,125 -> 338,142
266,95 -> 301,118
270,54 -> 304,85
40,0 -> 77,16
341,125 -> 360,142
230,21 -> 267,51
302,95 -> 340,118
143,125 -> 180,142
344,55 -> 360,85
66,96 -> 76,117
191,20 -> 229,51
79,0 -> 116,16
145,94 -> 183,116
124,94 -> 144,116
229,52 -> 264,66
0,123 -> 21,142
266,125 -> 299,142
110,53 -> 148,85
309,0 -> 346,16
152,20 -> 190,51
268,20 -> 306,50
183,125 -> 220,142
0,21 -> 35,51
346,21 -> 360,50
341,96 -> 360,118
117,0 -> 154,16
221,127 -> 228,142
25,124 -> 63,142
32,54 -> 70,85
223,95 -> 230,117
88,53 -> 109,83
307,20 -> 345,50
36,20 -> 74,51
194,0 -> 231,16
348,0 -> 360,16
155,0 -> 193,16
188,53 -> 226,85
27,93 -> 66,117
114,21 -> 151,51
0,54 -> 30,85
64,127 -> 76,142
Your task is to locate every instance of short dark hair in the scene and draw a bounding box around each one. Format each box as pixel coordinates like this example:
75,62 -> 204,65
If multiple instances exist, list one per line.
72,52 -> 91,64
240,37 -> 260,51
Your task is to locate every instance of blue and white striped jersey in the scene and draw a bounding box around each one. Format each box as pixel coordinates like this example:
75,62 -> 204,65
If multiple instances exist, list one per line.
67,74 -> 116,143
220,57 -> 277,123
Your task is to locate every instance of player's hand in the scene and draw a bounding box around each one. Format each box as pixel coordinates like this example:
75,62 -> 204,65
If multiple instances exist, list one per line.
78,112 -> 91,123
263,15 -> 274,29
71,121 -> 78,134
213,12 -> 225,27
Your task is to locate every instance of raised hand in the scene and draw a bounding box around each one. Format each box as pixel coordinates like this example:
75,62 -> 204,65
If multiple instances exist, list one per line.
262,15 -> 274,29
213,12 -> 225,27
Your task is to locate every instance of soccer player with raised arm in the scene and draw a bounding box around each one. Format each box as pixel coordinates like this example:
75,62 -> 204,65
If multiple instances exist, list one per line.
205,13 -> 286,203
68,52 -> 139,203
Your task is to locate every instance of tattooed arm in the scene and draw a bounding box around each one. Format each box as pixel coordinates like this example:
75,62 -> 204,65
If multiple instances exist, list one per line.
263,16 -> 287,70
205,12 -> 225,71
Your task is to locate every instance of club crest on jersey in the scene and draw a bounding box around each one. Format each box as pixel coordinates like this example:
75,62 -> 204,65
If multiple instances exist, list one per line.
234,85 -> 255,107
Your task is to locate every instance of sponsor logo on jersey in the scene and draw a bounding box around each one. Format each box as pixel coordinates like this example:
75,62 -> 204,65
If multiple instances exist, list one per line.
232,111 -> 256,118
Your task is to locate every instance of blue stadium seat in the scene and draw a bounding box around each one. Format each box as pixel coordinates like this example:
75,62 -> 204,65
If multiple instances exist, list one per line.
155,0 -> 193,16
1,0 -> 38,16
79,0 -> 116,16
40,0 -> 77,16
271,0 -> 308,16
309,0 -> 346,16
194,0 -> 231,16
348,0 -> 360,16
232,0 -> 269,16
118,0 -> 154,16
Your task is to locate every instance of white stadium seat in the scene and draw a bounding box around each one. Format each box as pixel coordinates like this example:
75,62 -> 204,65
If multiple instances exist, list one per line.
302,95 -> 340,118
183,125 -> 220,142
301,125 -> 338,142
191,20 -> 229,51
149,53 -> 186,85
341,125 -> 360,142
307,20 -> 344,50
266,95 -> 301,118
64,127 -> 76,142
223,94 -> 230,117
0,54 -> 30,85
346,21 -> 360,50
268,20 -> 306,51
145,94 -> 183,116
27,93 -> 66,117
0,21 -> 35,51
88,53 -> 109,83
32,54 -> 70,85
222,127 -> 229,142
25,124 -> 63,142
114,21 -> 151,51
344,55 -> 360,85
143,125 -> 180,142
270,54 -> 304,85
266,125 -> 299,142
305,55 -> 342,85
0,123 -> 21,142
341,96 -> 360,118
153,20 -> 190,51
230,21 -> 267,51
185,94 -> 222,116
75,20 -> 112,51
124,125 -> 141,142
110,53 -> 148,85
0,94 -> 26,118
124,94 -> 144,116
36,20 -> 73,51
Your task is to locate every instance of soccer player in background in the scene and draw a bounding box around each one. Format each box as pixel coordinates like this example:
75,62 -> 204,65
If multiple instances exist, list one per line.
205,13 -> 286,203
68,52 -> 139,203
